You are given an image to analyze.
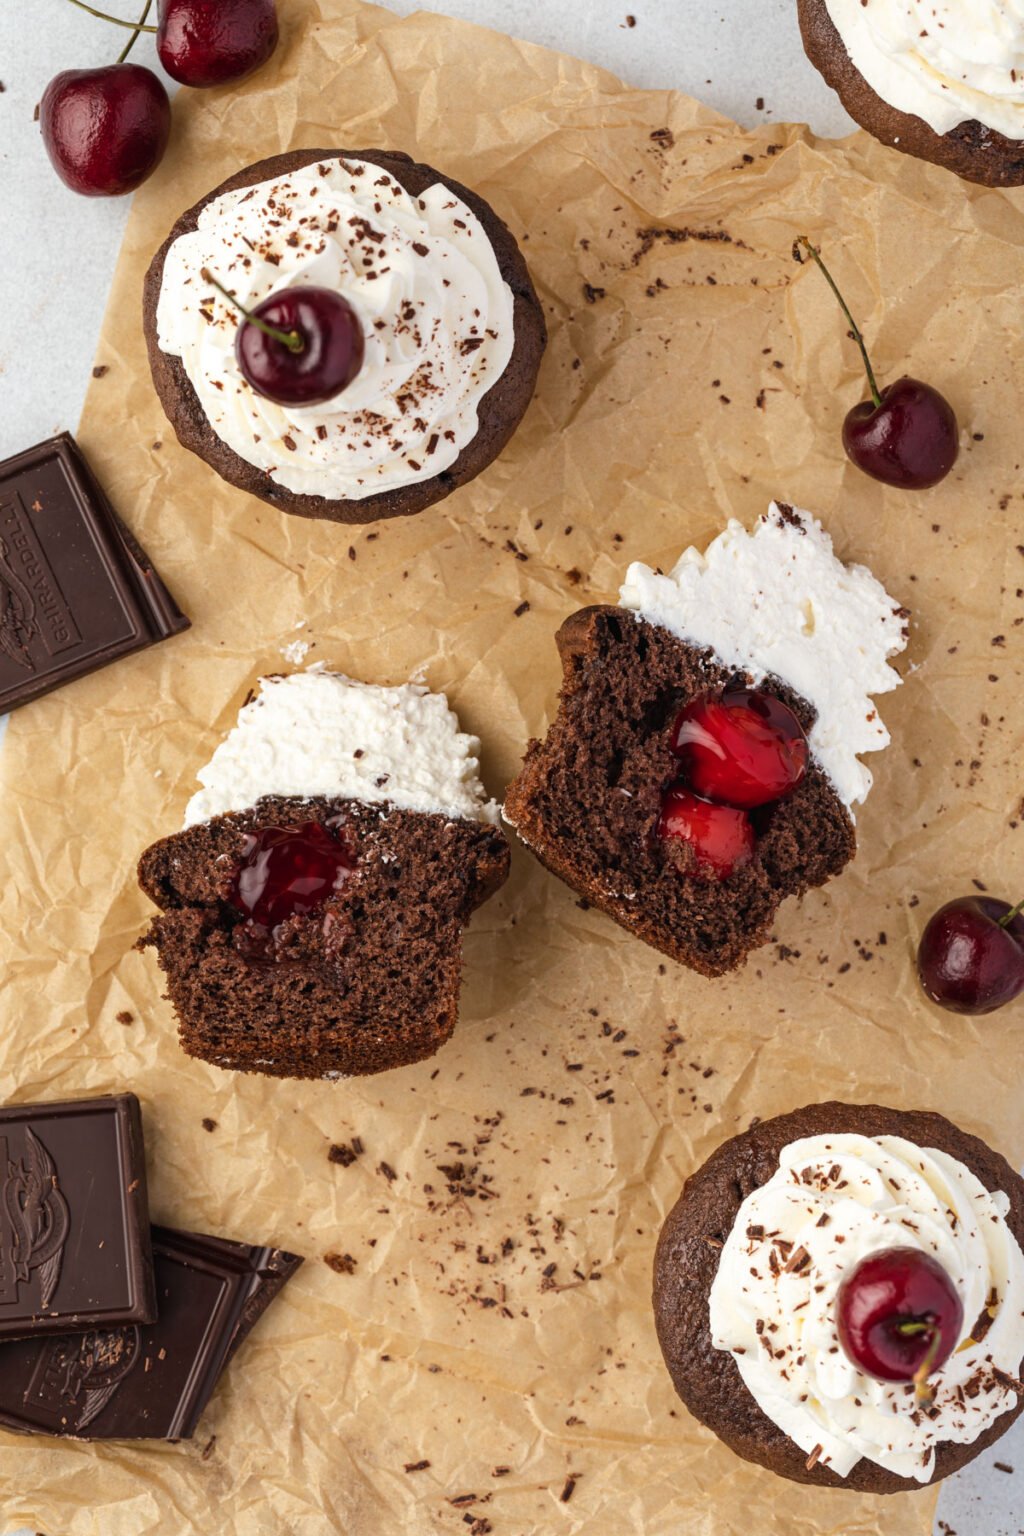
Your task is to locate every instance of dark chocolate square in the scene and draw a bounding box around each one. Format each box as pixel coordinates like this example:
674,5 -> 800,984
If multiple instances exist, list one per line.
0,1093 -> 156,1339
0,1227 -> 302,1440
0,433 -> 189,713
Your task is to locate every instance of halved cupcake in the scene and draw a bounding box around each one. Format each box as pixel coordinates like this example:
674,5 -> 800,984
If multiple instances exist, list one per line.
504,504 -> 907,976
138,671 -> 509,1078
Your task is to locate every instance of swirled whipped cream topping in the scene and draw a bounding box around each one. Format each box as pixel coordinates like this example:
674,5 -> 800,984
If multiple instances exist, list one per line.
823,0 -> 1024,138
618,504 -> 907,812
183,671 -> 499,827
709,1132 -> 1024,1481
156,156 -> 516,500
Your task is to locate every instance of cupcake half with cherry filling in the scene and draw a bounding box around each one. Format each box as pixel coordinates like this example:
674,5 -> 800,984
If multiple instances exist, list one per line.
143,149 -> 546,523
503,504 -> 907,976
798,0 -> 1024,187
653,1101 -> 1024,1491
137,671 -> 510,1079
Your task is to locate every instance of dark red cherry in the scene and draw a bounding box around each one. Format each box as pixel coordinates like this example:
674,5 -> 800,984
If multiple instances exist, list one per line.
917,896 -> 1024,1015
843,378 -> 959,491
235,287 -> 365,407
40,64 -> 171,197
671,689 -> 808,809
157,0 -> 278,87
657,787 -> 754,880
797,238 -> 958,491
837,1247 -> 963,1386
228,822 -> 354,930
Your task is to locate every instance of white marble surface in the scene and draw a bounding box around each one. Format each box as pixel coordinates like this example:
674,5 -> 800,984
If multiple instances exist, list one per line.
0,3 -> 1021,1533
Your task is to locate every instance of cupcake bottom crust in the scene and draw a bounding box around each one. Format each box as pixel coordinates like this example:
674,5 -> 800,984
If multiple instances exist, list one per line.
653,1100 -> 1024,1492
142,148 -> 547,524
798,0 -> 1024,188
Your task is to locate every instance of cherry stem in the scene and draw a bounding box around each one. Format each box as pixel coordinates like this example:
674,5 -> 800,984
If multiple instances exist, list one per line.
895,1319 -> 943,1403
116,0 -> 154,64
201,269 -> 305,355
796,236 -> 884,410
65,0 -> 158,37
998,898 -> 1024,929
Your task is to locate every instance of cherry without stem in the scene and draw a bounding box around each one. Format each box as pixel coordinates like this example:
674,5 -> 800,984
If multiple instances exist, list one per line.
917,895 -> 1024,1016
657,787 -> 754,880
836,1246 -> 964,1392
228,822 -> 354,932
797,237 -> 959,491
670,689 -> 808,809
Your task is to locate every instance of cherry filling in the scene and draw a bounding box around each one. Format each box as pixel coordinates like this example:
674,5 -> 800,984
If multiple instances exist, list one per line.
228,821 -> 354,932
657,688 -> 809,880
671,689 -> 808,808
657,787 -> 754,881
836,1247 -> 964,1391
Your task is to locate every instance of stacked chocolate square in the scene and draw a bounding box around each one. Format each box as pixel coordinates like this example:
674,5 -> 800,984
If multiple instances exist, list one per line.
0,1093 -> 300,1440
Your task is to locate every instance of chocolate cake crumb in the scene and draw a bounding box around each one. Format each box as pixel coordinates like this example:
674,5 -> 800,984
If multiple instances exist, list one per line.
201,1117 -> 217,1133
324,1252 -> 357,1274
116,1010 -> 134,1025
404,1459 -> 431,1473
92,365 -> 109,379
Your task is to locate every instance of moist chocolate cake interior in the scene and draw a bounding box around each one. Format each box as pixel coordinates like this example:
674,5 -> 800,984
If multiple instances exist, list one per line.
138,795 -> 509,1079
504,606 -> 856,975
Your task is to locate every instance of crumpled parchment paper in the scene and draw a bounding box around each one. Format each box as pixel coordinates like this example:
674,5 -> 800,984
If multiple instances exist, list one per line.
1,1 -> 1022,1532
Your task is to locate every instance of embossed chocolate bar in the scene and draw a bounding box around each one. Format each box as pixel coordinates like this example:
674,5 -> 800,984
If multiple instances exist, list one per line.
0,432 -> 189,714
0,1094 -> 156,1339
0,1227 -> 302,1440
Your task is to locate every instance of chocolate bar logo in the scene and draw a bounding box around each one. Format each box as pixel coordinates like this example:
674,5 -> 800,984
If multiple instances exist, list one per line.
25,1325 -> 142,1432
0,1130 -> 70,1310
0,535 -> 38,671
0,494 -> 81,662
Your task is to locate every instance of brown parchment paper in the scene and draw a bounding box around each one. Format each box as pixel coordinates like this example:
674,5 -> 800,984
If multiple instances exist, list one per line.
2,2 -> 1023,1532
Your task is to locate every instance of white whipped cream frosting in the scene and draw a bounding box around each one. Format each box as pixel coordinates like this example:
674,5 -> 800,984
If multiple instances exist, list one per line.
156,156 -> 516,500
823,0 -> 1024,138
183,671 -> 499,828
618,504 -> 907,812
709,1132 -> 1024,1482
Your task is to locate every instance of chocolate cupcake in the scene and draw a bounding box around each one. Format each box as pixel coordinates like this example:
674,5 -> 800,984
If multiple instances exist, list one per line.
654,1102 -> 1024,1492
798,0 -> 1024,187
137,671 -> 510,1078
503,505 -> 907,976
143,149 -> 546,523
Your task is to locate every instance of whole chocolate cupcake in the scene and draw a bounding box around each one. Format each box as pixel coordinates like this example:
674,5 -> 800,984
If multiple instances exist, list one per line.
798,0 -> 1024,187
654,1102 -> 1024,1492
143,149 -> 546,523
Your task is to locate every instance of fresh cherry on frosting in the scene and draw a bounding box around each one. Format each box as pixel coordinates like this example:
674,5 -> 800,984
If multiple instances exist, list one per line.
917,896 -> 1024,1016
235,288 -> 365,407
228,822 -> 354,931
836,1247 -> 964,1390
797,237 -> 959,491
40,63 -> 171,196
157,0 -> 278,87
203,268 -> 364,407
670,689 -> 808,809
657,786 -> 754,880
